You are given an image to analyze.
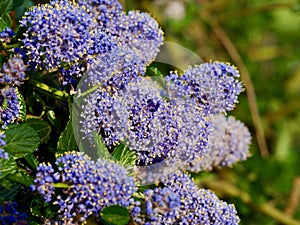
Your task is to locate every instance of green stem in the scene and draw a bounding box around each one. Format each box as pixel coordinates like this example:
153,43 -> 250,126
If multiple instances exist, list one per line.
3,43 -> 21,50
28,79 -> 69,100
53,182 -> 70,189
79,83 -> 102,98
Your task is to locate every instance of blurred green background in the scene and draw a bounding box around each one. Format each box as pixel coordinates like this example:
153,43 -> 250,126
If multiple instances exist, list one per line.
122,0 -> 300,224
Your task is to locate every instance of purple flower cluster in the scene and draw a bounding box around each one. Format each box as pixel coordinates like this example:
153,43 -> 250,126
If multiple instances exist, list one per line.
186,114 -> 251,172
110,11 -> 164,65
0,86 -> 20,127
80,77 -> 211,169
0,56 -> 27,86
86,46 -> 146,89
0,28 -> 15,43
20,0 -> 110,84
0,201 -> 29,224
20,0 -> 163,85
31,162 -> 58,202
20,0 -> 96,70
32,152 -> 137,223
78,0 -> 123,28
142,187 -> 181,224
0,131 -> 8,159
165,61 -> 243,115
162,171 -> 240,224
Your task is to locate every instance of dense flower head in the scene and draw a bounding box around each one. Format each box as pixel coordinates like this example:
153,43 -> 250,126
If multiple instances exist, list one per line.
86,46 -> 145,89
110,78 -> 176,165
168,98 -> 211,164
186,114 -> 251,172
0,131 -> 8,159
32,152 -> 137,222
109,11 -> 164,65
0,201 -> 29,224
134,187 -> 181,225
79,86 -> 119,149
19,0 -> 109,84
165,61 -> 243,115
0,27 -> 15,43
163,170 -> 240,224
77,0 -> 123,28
31,162 -> 57,202
79,76 -> 211,185
0,86 -> 20,127
0,56 -> 27,86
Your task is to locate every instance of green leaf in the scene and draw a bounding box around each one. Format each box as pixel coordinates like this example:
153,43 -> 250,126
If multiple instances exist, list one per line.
13,0 -> 24,8
30,195 -> 58,219
57,116 -> 77,153
0,156 -> 16,179
0,181 -> 20,203
24,153 -> 38,169
100,205 -> 130,225
13,0 -> 33,20
0,17 -> 8,32
7,169 -> 33,186
92,131 -> 112,160
0,0 -> 13,15
1,13 -> 12,28
46,110 -> 56,127
146,66 -> 167,90
17,90 -> 26,121
25,118 -> 51,144
112,143 -> 137,170
3,124 -> 40,158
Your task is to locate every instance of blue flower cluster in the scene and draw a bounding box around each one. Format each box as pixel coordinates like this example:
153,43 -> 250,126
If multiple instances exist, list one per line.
20,0 -> 163,85
142,187 -> 181,224
186,114 -> 252,172
20,0 -> 98,84
0,131 -> 8,159
165,61 -> 243,115
0,201 -> 29,224
0,28 -> 15,43
86,46 -> 146,89
80,77 -> 211,169
161,171 -> 240,224
0,86 -> 20,127
78,0 -> 123,28
32,152 -> 137,223
131,171 -> 240,224
0,56 -> 27,86
0,56 -> 26,127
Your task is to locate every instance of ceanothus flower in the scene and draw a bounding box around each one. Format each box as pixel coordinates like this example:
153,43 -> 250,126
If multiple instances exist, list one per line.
0,27 -> 15,43
186,114 -> 251,172
32,152 -> 137,223
141,187 -> 181,225
0,56 -> 27,86
110,11 -> 164,65
0,131 -> 8,159
86,46 -> 145,89
77,0 -> 123,28
110,78 -> 178,166
0,86 -> 20,127
163,170 -> 240,224
0,201 -> 29,224
80,77 -> 211,177
20,0 -> 116,84
166,61 -> 243,115
31,162 -> 58,202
